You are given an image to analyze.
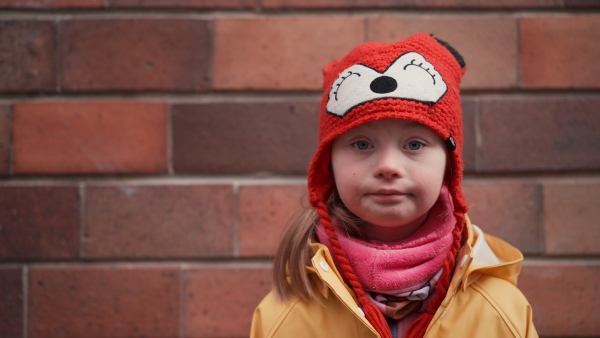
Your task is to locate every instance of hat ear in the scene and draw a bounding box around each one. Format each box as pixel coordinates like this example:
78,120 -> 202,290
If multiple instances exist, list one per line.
322,61 -> 338,77
432,36 -> 466,69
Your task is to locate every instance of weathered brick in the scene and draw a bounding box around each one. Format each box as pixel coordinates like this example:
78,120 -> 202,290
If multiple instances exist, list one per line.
565,0 -> 600,7
61,19 -> 210,91
416,0 -> 561,7
85,184 -> 235,259
462,181 -> 542,254
262,0 -> 410,8
519,262 -> 600,336
111,0 -> 257,8
172,101 -> 319,174
0,0 -> 104,7
13,101 -> 168,175
213,16 -> 364,90
0,104 -> 11,176
29,265 -> 180,338
478,96 -> 600,172
366,15 -> 518,90
0,267 -> 22,337
239,184 -> 308,257
185,267 -> 272,337
0,20 -> 56,92
520,15 -> 600,88
0,186 -> 80,260
543,181 -> 600,255
462,98 -> 477,172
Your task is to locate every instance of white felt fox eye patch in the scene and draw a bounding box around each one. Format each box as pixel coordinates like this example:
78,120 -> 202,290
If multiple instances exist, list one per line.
326,52 -> 448,117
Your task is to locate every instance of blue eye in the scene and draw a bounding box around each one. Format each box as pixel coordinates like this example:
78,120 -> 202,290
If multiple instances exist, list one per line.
407,141 -> 424,150
352,141 -> 372,150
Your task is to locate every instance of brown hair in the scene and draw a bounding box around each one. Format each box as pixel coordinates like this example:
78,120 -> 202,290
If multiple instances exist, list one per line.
272,190 -> 362,302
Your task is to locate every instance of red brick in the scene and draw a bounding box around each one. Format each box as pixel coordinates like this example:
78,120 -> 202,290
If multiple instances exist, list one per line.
0,104 -> 11,176
0,0 -> 103,7
0,186 -> 80,260
262,0 -> 409,8
520,15 -> 600,88
111,0 -> 256,8
462,98 -> 477,172
519,262 -> 600,336
61,19 -> 210,91
366,15 -> 518,90
213,16 -> 364,90
239,184 -> 308,257
478,96 -> 600,172
0,268 -> 23,337
29,265 -> 180,338
462,181 -> 542,254
85,184 -> 235,259
0,20 -> 56,92
543,181 -> 600,255
13,101 -> 168,175
416,0 -> 561,7
185,267 -> 272,337
172,101 -> 319,174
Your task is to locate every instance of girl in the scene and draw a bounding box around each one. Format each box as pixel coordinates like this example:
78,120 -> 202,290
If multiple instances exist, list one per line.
251,33 -> 537,338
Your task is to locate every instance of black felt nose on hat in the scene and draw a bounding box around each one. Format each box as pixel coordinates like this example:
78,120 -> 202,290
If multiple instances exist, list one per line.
370,76 -> 397,94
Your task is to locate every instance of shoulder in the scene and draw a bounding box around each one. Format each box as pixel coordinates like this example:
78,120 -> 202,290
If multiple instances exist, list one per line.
433,275 -> 537,338
250,290 -> 376,338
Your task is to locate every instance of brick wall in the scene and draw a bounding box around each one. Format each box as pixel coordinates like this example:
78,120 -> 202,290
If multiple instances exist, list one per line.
0,1 -> 599,337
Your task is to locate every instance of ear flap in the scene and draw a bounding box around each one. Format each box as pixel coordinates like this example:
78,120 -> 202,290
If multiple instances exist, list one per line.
431,36 -> 466,69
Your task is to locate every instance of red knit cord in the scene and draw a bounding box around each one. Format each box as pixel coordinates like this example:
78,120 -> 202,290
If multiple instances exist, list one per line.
404,210 -> 466,338
316,201 -> 392,338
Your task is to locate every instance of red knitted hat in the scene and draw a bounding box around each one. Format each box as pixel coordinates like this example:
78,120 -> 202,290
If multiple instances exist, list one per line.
308,33 -> 468,338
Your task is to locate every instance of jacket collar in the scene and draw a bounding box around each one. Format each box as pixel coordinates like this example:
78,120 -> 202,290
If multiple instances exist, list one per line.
306,215 -> 524,335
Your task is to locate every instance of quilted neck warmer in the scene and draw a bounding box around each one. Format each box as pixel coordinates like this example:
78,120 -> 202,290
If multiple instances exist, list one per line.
316,186 -> 456,293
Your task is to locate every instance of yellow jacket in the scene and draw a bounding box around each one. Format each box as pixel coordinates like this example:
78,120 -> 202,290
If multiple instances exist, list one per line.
251,221 -> 538,338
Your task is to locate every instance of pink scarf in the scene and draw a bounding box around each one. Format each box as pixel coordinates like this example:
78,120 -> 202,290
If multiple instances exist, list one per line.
315,186 -> 455,294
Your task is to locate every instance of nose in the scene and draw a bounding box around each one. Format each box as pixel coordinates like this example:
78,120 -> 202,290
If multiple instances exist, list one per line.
373,148 -> 404,179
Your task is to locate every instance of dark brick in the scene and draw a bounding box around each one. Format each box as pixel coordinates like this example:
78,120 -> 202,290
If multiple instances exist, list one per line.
29,265 -> 180,338
520,15 -> 600,88
60,19 -> 210,91
111,0 -> 257,8
0,186 -> 80,260
543,181 -> 600,255
462,181 -> 542,254
0,104 -> 11,176
213,16 -> 364,90
262,0 -> 410,7
0,20 -> 56,92
185,267 -> 272,337
519,262 -> 600,336
172,101 -> 319,174
13,101 -> 168,175
462,98 -> 477,172
0,0 -> 103,7
416,0 -> 561,7
366,15 -> 518,90
0,267 -> 23,337
85,185 -> 235,259
239,184 -> 308,257
565,0 -> 600,7
479,96 -> 600,172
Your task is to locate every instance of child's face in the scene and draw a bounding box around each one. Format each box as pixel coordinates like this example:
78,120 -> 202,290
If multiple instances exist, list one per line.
331,119 -> 447,242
